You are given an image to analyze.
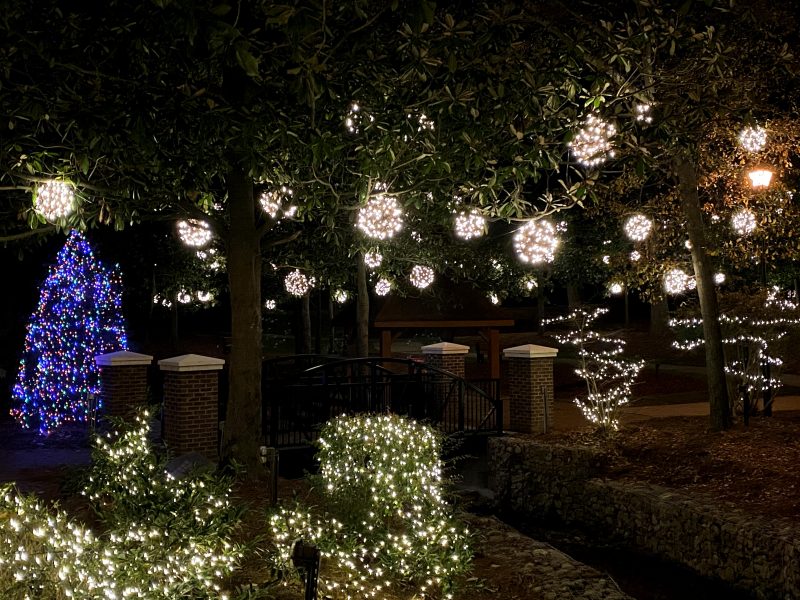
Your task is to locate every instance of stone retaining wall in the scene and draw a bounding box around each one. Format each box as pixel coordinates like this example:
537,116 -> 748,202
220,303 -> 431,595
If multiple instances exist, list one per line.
488,435 -> 800,600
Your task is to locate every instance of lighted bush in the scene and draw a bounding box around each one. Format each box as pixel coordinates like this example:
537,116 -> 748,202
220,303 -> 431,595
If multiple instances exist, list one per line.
268,413 -> 471,599
0,411 -> 241,599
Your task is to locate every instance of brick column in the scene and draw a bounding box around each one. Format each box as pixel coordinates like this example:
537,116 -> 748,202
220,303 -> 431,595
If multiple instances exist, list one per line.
421,342 -> 469,378
158,354 -> 225,461
95,351 -> 153,421
503,344 -> 558,434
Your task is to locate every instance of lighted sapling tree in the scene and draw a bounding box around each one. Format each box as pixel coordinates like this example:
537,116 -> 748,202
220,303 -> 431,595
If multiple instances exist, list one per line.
545,308 -> 644,432
12,230 -> 127,434
268,414 -> 471,599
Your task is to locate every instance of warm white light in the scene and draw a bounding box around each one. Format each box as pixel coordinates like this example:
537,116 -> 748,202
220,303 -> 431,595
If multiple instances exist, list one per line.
375,278 -> 391,296
364,249 -> 383,269
714,272 -> 726,285
356,191 -> 404,240
732,208 -> 757,235
177,290 -> 192,304
284,269 -> 312,297
35,181 -> 75,222
344,102 -> 373,133
454,211 -> 486,240
609,282 -> 624,295
334,289 -> 349,303
748,169 -> 773,189
524,278 -> 538,291
409,265 -> 435,289
196,290 -> 213,303
738,126 -> 767,153
264,299 -> 277,310
664,268 -> 691,295
489,293 -> 500,305
177,219 -> 213,247
630,250 -> 641,262
624,214 -> 652,242
602,255 -> 610,264
635,103 -> 653,123
513,220 -> 559,264
569,114 -> 616,168
259,186 -> 294,219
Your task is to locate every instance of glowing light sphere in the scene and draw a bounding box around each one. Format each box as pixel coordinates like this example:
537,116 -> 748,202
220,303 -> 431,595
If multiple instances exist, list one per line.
34,181 -> 76,222
635,103 -> 653,123
524,278 -> 538,291
738,126 -> 767,153
334,289 -> 349,303
663,268 -> 691,295
409,265 -> 435,289
569,114 -> 616,168
356,193 -> 404,240
375,277 -> 391,296
609,282 -> 624,295
630,250 -> 642,262
454,210 -> 486,240
177,290 -> 192,304
177,219 -> 213,247
602,255 -> 610,264
714,272 -> 726,285
364,249 -> 383,269
489,293 -> 500,305
513,220 -> 559,264
624,214 -> 652,242
284,269 -> 312,297
264,299 -> 277,310
259,186 -> 294,219
344,102 -> 374,133
196,291 -> 213,303
748,168 -> 773,189
732,208 -> 756,236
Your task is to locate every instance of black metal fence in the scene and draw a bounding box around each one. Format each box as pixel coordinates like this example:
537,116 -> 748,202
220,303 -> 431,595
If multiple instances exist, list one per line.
262,357 -> 502,448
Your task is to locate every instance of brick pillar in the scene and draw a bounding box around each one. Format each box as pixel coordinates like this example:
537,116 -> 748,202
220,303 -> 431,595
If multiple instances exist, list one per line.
503,344 -> 558,434
421,342 -> 469,378
95,351 -> 153,421
158,354 -> 225,461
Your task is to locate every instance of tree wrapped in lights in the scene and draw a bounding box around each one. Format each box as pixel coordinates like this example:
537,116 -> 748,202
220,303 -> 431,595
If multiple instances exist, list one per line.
12,230 -> 128,435
268,414 -> 471,599
545,308 -> 644,432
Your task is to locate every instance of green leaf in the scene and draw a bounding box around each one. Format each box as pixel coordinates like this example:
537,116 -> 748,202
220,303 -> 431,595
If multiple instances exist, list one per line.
209,4 -> 231,16
448,52 -> 457,73
235,44 -> 260,77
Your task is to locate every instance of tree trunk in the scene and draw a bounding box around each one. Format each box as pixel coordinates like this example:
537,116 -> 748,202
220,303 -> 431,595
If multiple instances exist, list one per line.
537,271 -> 546,333
649,296 -> 669,336
566,283 -> 581,308
301,293 -> 312,353
356,253 -> 369,357
675,155 -> 731,431
221,166 -> 263,477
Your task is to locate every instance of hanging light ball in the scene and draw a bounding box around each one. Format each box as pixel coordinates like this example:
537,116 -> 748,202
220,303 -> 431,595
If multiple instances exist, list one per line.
375,278 -> 391,296
609,282 -> 624,295
196,291 -> 213,303
635,103 -> 653,123
259,186 -> 294,219
738,126 -> 767,153
663,268 -> 691,295
513,220 -> 559,264
35,181 -> 76,222
732,208 -> 756,236
177,290 -> 192,304
454,210 -> 486,240
489,293 -> 500,305
364,249 -> 383,269
630,250 -> 642,262
177,219 -> 213,247
284,269 -> 312,297
714,272 -> 726,285
356,193 -> 404,239
409,265 -> 435,289
568,114 -> 616,168
264,299 -> 277,310
524,278 -> 538,291
334,289 -> 349,303
624,214 -> 652,242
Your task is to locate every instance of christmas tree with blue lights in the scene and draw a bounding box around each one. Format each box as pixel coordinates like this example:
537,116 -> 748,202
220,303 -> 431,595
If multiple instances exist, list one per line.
12,230 -> 128,434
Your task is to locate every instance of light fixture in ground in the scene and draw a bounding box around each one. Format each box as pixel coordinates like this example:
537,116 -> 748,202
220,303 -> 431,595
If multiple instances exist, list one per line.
34,180 -> 76,222
513,220 -> 559,264
409,265 -> 434,289
177,219 -> 213,247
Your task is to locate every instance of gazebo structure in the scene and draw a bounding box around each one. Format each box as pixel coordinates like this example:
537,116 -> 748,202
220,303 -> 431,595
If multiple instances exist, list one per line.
373,281 -> 514,379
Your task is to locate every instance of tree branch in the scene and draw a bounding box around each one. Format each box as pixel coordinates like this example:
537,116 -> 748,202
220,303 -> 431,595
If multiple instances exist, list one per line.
0,226 -> 56,242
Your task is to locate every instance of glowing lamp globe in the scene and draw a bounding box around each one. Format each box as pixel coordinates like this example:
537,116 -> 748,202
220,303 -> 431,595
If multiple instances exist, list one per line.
624,214 -> 652,242
375,278 -> 391,296
663,268 -> 691,295
356,194 -> 404,240
569,114 -> 616,168
609,282 -> 624,295
284,269 -> 312,297
264,299 -> 277,310
364,249 -> 383,269
454,211 -> 486,240
732,208 -> 756,236
738,126 -> 767,153
35,181 -> 76,222
177,219 -> 213,247
409,265 -> 435,289
513,220 -> 559,264
747,169 -> 773,189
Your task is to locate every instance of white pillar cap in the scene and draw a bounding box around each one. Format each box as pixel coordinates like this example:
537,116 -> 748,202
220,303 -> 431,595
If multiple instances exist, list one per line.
95,350 -> 154,367
421,342 -> 470,355
158,354 -> 225,372
503,344 -> 558,359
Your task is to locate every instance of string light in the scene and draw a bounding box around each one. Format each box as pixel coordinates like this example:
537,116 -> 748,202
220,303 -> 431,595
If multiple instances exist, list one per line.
364,249 -> 383,269
375,278 -> 392,296
454,210 -> 486,240
714,272 -> 726,285
732,208 -> 757,235
177,289 -> 192,304
177,219 -> 213,247
196,290 -> 213,303
523,278 -> 538,292
738,125 -> 767,153
264,299 -> 277,310
344,102 -> 373,133
259,186 -> 295,219
11,231 -> 127,435
489,293 -> 500,305
334,289 -> 349,303
513,220 -> 559,264
630,250 -> 641,262
624,214 -> 652,241
34,180 -> 76,222
356,188 -> 404,240
568,114 -> 616,168
609,282 -> 624,295
284,269 -> 314,297
664,267 -> 691,295
635,103 -> 653,123
409,265 -> 435,289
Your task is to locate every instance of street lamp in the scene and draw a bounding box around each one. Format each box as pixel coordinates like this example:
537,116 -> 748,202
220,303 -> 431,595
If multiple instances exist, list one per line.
748,168 -> 773,189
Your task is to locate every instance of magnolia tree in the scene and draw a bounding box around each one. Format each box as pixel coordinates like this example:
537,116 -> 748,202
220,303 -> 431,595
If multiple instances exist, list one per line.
546,308 -> 644,432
